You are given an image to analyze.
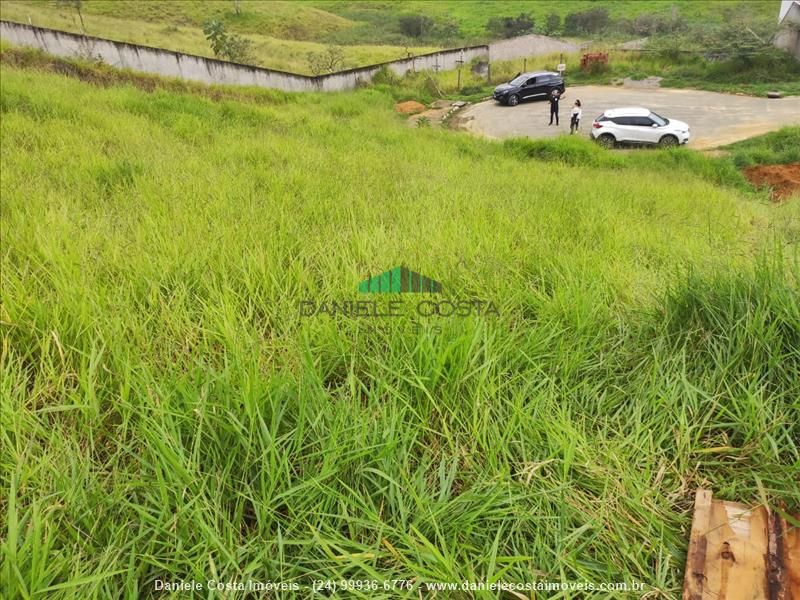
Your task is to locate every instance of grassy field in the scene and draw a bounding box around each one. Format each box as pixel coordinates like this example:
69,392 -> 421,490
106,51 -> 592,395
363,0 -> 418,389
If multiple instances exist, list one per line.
1,56 -> 799,599
313,0 -> 776,43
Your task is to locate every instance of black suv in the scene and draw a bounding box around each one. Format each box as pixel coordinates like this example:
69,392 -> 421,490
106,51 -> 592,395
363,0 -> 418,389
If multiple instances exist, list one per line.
492,71 -> 565,107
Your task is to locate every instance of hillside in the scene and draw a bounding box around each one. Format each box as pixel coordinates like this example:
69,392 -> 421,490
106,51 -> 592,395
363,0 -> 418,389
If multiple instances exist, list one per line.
313,0 -> 777,43
0,0 -> 438,73
0,0 -> 780,73
1,57 -> 798,597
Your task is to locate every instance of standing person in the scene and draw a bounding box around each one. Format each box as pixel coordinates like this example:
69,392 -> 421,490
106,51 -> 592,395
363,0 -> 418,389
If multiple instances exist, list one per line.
548,89 -> 560,126
570,100 -> 582,134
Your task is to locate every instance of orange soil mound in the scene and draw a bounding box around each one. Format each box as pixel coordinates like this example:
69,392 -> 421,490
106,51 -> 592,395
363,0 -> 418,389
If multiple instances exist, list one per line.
743,162 -> 800,200
395,100 -> 426,114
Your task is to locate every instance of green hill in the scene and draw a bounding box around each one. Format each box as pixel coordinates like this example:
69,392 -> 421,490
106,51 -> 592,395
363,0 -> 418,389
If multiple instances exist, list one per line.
0,0 -> 438,73
314,0 -> 777,43
0,0 -> 780,73
1,57 -> 798,597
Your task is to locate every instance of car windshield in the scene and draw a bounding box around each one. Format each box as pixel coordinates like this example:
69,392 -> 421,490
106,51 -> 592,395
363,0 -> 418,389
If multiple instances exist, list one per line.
649,112 -> 669,126
509,74 -> 528,86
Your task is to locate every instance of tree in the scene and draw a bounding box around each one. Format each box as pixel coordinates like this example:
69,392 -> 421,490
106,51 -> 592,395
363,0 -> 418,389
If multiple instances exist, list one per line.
202,20 -> 253,63
307,45 -> 346,75
398,14 -> 434,38
564,8 -> 610,35
632,13 -> 685,36
544,13 -> 561,35
486,13 -> 535,38
434,18 -> 461,44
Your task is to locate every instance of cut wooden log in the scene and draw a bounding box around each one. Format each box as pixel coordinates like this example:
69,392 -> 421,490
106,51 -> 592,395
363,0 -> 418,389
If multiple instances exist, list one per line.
683,488 -> 800,600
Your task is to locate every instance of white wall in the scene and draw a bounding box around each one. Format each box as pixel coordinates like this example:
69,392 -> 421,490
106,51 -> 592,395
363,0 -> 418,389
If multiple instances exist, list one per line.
1,20 -> 584,93
488,34 -> 581,62
0,21 -> 490,92
1,20 -> 318,91
775,27 -> 800,60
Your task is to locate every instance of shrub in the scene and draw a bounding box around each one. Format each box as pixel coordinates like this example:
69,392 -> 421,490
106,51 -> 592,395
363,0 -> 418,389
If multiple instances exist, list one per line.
586,60 -> 610,76
201,20 -> 253,63
633,13 -> 686,36
470,58 -> 489,75
486,13 -> 535,39
371,66 -> 401,86
459,85 -> 484,96
398,14 -> 434,38
564,8 -> 610,35
433,18 -> 461,45
543,13 -> 561,35
307,46 -> 346,75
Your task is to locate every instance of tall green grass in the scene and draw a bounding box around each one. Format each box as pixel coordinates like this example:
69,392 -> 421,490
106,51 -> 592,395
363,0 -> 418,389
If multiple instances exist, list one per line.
722,126 -> 800,167
1,62 -> 798,598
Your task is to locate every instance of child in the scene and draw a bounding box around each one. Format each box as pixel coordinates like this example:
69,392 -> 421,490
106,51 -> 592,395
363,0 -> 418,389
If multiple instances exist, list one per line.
570,100 -> 582,135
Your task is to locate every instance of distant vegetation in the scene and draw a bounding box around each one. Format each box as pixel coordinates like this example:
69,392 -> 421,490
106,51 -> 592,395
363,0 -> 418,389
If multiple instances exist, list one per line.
314,0 -> 777,45
0,0 -> 784,74
485,13 -> 535,39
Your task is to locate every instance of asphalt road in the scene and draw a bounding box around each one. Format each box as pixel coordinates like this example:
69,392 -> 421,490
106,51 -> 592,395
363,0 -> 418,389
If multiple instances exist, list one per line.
456,85 -> 800,149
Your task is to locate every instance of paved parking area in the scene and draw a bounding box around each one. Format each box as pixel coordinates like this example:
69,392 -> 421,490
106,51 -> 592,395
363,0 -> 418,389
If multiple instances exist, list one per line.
456,85 -> 800,149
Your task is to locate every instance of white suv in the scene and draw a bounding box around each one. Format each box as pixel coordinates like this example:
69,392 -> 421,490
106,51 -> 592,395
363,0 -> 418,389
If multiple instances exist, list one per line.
590,107 -> 690,148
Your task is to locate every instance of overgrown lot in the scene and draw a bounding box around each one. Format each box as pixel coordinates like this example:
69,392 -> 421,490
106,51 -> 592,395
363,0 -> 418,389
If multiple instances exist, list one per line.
1,61 -> 798,598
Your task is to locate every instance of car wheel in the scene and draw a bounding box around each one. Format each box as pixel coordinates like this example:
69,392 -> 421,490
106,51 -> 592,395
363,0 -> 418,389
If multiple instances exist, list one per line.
659,135 -> 679,148
596,134 -> 615,149
507,94 -> 520,107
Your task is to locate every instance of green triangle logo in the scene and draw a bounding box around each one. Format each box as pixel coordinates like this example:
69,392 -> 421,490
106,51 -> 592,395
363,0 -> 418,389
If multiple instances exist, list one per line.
358,266 -> 441,293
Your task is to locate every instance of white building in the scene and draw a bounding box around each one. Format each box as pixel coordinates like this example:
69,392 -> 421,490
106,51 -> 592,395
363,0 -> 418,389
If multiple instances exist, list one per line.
775,0 -> 800,59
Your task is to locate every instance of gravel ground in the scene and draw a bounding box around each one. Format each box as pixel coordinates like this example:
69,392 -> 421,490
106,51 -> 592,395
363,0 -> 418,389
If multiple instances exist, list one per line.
456,85 -> 800,149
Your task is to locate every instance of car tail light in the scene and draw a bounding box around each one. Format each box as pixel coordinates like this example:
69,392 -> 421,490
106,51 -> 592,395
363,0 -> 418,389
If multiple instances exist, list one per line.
592,122 -> 602,129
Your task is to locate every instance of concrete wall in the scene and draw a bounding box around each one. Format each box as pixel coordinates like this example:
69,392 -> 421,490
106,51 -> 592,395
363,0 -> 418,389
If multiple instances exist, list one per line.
1,20 -> 323,91
488,33 -> 581,62
1,20 -> 489,92
317,46 -> 489,92
1,20 -> 582,93
775,27 -> 800,60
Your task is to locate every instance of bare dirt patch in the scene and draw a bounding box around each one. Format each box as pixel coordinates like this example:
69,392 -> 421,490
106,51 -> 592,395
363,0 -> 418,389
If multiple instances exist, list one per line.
395,100 -> 426,114
742,162 -> 800,200
406,100 -> 469,128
